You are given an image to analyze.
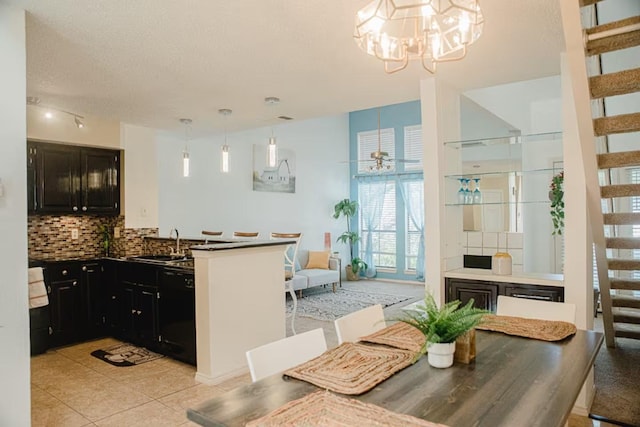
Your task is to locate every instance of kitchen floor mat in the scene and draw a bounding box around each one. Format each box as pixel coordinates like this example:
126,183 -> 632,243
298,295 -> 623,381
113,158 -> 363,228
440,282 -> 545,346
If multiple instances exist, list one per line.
90,343 -> 164,367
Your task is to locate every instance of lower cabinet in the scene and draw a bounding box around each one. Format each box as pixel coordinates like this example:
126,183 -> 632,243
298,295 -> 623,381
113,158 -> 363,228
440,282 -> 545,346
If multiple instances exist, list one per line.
45,260 -> 107,347
445,277 -> 564,312
120,281 -> 159,347
447,279 -> 499,312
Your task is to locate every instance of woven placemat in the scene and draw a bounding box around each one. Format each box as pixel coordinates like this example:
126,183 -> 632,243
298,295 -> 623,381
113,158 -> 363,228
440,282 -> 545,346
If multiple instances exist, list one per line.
360,322 -> 426,353
246,390 -> 449,427
476,314 -> 577,341
283,342 -> 415,395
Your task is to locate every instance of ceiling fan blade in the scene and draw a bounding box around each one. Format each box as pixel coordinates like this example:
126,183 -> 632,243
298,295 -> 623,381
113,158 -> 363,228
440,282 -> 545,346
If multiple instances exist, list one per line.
388,158 -> 420,163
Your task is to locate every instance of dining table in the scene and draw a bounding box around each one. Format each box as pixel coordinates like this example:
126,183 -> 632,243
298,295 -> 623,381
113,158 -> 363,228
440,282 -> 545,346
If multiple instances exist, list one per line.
187,328 -> 603,427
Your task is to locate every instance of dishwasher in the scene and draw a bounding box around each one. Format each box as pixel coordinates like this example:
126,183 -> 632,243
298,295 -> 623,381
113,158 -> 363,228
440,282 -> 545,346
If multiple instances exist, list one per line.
159,268 -> 196,366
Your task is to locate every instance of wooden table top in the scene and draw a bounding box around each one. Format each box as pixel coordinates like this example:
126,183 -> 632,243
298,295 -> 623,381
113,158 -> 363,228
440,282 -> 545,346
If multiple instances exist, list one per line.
187,329 -> 603,427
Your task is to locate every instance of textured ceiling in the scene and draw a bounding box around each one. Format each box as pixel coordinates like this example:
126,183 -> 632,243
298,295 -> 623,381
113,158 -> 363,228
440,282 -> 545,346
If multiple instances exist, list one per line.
8,0 -> 565,136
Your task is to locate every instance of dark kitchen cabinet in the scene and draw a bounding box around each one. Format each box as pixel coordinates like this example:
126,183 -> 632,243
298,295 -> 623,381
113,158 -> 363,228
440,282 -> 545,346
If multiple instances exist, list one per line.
447,278 -> 499,312
46,262 -> 82,348
116,262 -> 160,348
27,141 -> 120,215
45,260 -> 107,348
79,261 -> 106,340
445,277 -> 564,313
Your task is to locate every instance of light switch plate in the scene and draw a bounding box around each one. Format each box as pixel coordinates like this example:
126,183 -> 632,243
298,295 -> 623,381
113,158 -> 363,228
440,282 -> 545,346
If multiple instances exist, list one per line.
114,227 -> 121,238
71,229 -> 79,240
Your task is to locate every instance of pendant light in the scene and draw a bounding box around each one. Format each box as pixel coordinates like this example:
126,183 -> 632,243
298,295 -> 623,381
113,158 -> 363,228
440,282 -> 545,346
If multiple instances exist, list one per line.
267,135 -> 278,168
219,109 -> 232,173
265,96 -> 280,168
180,118 -> 192,177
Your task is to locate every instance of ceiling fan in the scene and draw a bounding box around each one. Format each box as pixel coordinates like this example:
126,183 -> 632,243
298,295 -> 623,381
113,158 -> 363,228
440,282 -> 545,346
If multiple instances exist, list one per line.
354,108 -> 419,172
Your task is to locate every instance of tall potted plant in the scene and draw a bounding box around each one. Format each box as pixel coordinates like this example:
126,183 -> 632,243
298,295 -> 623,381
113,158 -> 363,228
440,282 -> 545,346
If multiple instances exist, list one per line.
397,294 -> 487,368
333,198 -> 367,281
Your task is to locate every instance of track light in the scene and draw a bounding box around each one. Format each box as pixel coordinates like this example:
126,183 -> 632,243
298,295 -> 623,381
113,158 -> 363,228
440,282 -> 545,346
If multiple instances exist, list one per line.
27,96 -> 87,129
74,116 -> 85,128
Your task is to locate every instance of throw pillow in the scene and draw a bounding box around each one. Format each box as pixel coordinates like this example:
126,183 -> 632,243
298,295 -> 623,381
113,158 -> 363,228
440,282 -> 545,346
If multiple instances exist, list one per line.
306,250 -> 330,269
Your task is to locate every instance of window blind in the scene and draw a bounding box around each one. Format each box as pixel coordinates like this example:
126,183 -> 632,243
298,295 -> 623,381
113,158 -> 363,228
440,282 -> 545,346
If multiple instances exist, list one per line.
404,125 -> 423,171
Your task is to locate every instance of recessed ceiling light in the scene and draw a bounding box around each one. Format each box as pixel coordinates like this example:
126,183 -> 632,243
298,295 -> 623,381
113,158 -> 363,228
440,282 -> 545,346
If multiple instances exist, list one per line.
45,111 -> 53,119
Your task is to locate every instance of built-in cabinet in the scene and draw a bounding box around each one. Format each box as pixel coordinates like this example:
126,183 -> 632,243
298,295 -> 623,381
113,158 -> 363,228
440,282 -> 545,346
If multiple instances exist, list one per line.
445,277 -> 564,312
45,260 -> 106,348
27,141 -> 121,215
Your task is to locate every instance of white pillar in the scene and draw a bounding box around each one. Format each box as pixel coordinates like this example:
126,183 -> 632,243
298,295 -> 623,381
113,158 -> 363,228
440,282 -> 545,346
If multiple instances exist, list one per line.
0,4 -> 30,425
421,78 -> 462,303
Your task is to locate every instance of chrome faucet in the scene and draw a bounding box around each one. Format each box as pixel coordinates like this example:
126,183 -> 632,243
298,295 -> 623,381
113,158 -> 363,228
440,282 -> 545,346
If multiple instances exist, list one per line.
169,228 -> 181,255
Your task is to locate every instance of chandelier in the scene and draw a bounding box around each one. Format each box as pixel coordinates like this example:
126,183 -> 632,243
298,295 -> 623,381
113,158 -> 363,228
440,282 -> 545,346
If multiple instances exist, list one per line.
354,0 -> 484,74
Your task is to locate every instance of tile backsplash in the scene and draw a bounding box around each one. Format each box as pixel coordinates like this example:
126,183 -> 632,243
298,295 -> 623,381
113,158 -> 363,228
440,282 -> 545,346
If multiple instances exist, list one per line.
463,231 -> 524,272
28,214 -> 158,261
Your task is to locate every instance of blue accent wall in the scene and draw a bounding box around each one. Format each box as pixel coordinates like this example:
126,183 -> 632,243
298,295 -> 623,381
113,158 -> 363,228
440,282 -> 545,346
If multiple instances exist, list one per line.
348,100 -> 422,281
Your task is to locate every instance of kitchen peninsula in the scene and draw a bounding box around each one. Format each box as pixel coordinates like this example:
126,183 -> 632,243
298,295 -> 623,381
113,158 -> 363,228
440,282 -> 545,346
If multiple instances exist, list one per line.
190,239 -> 293,385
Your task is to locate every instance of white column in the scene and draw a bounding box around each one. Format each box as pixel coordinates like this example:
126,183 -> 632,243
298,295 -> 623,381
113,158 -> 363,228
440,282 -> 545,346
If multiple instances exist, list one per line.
421,78 -> 462,303
0,4 -> 30,425
192,245 -> 286,384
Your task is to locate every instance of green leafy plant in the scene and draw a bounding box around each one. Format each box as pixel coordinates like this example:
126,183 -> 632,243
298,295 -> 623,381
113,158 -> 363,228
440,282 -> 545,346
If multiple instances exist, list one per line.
396,294 -> 488,355
333,199 -> 366,274
100,224 -> 111,256
549,171 -> 564,236
350,256 -> 368,274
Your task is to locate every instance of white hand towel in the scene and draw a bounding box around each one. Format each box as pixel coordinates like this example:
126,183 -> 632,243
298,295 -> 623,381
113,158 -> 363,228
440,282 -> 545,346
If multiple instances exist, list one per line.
28,267 -> 49,309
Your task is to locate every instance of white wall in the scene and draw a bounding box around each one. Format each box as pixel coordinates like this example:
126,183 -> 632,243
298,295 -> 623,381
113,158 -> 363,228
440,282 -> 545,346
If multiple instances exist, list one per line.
465,76 -> 562,134
27,107 -> 121,148
157,115 -> 350,255
0,5 -> 30,425
122,124 -> 159,228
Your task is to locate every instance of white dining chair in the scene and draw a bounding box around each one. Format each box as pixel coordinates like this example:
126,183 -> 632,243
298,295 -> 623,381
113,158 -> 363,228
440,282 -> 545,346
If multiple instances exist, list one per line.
496,295 -> 576,323
245,328 -> 327,382
334,304 -> 386,344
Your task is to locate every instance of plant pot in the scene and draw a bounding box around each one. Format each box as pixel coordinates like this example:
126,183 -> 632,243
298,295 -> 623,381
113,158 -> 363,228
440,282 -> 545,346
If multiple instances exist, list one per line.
427,342 -> 456,368
345,266 -> 359,281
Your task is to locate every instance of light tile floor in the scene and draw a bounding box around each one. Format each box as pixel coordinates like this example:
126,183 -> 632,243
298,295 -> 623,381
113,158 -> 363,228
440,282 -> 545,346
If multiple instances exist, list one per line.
31,279 -> 613,426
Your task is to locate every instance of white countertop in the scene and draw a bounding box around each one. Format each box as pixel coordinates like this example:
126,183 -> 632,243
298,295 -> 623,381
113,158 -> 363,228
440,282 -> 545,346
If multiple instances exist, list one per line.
444,268 -> 564,287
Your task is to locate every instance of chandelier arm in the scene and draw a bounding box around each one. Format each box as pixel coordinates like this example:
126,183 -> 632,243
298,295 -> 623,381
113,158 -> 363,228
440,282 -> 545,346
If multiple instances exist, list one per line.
435,45 -> 468,63
384,57 -> 410,74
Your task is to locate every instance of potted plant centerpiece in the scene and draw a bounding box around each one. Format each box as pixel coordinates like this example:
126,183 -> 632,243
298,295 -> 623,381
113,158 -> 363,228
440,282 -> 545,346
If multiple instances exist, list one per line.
333,198 -> 368,281
397,294 -> 488,368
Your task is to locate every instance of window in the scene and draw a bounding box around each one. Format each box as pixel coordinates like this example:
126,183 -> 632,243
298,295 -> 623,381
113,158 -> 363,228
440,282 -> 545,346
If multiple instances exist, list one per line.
404,125 -> 423,171
403,180 -> 424,271
357,128 -> 395,173
631,168 -> 640,279
358,180 -> 397,269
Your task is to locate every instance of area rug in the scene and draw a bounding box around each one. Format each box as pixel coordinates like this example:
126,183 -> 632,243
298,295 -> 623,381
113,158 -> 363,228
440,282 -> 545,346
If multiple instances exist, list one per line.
589,337 -> 640,427
90,343 -> 164,367
286,288 -> 413,322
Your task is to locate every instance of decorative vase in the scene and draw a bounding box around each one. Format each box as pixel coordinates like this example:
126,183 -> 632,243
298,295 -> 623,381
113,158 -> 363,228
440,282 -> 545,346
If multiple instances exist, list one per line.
345,266 -> 359,281
492,252 -> 512,275
427,342 -> 456,368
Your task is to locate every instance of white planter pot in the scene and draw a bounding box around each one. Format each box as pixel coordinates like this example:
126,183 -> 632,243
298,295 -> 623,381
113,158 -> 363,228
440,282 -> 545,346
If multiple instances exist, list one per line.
427,342 -> 456,368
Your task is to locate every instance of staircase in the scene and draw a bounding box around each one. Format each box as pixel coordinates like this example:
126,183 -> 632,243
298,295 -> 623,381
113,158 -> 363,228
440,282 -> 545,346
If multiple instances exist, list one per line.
576,0 -> 640,346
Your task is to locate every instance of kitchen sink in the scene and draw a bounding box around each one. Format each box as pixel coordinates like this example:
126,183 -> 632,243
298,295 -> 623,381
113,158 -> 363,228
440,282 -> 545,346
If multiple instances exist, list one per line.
127,254 -> 193,266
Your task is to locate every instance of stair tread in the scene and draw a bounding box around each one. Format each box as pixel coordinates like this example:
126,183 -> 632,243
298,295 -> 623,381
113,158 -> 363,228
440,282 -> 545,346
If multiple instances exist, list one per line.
590,68 -> 640,99
594,112 -> 640,136
598,150 -> 640,169
586,16 -> 640,56
603,212 -> 640,225
612,296 -> 640,309
600,183 -> 640,198
614,323 -> 640,339
606,237 -> 640,249
607,257 -> 640,270
610,278 -> 640,290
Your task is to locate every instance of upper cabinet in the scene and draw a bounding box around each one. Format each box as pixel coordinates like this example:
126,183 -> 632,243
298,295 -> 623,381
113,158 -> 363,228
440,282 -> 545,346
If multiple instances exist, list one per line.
28,141 -> 121,215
